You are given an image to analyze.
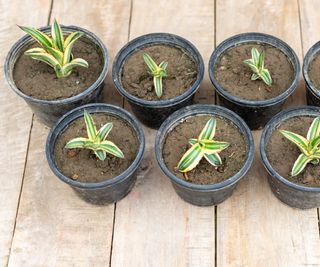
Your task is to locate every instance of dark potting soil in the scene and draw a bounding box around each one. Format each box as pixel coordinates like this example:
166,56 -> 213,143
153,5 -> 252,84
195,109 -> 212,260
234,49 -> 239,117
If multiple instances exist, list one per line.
120,44 -> 197,101
308,52 -> 320,90
162,115 -> 247,185
13,37 -> 103,101
54,113 -> 139,183
266,116 -> 320,187
215,43 -> 293,101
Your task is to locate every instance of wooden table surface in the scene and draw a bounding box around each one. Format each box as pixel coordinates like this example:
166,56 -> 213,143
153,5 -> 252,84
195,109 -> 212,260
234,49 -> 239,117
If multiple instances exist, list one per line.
1,0 -> 320,266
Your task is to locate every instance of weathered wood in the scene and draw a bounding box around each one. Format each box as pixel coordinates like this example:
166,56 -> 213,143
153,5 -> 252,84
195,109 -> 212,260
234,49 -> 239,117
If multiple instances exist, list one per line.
8,1 -> 131,266
216,1 -> 320,266
0,0 -> 51,265
111,1 -> 216,266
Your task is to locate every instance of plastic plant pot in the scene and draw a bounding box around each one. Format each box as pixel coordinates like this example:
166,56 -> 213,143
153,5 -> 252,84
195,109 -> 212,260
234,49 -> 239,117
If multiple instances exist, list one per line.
46,103 -> 145,205
112,33 -> 204,129
260,106 -> 320,209
155,104 -> 254,206
208,32 -> 300,130
4,25 -> 109,127
303,41 -> 320,106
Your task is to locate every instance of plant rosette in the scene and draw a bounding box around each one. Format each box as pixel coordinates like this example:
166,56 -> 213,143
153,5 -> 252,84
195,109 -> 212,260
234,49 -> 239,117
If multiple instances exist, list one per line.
209,32 -> 300,130
303,40 -> 320,106
113,33 -> 204,129
260,106 -> 320,209
4,23 -> 109,127
46,103 -> 145,205
155,104 -> 254,206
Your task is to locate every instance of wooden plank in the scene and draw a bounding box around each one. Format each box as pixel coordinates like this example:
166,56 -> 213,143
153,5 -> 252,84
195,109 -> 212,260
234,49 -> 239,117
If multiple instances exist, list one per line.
111,1 -> 216,266
0,0 -> 51,265
8,1 -> 131,266
216,0 -> 320,266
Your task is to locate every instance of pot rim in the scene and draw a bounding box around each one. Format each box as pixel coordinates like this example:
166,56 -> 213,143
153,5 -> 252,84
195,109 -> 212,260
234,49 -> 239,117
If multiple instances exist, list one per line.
4,25 -> 109,105
46,103 -> 145,189
303,40 -> 320,98
208,32 -> 300,108
155,104 -> 254,191
260,105 -> 320,193
112,32 -> 204,108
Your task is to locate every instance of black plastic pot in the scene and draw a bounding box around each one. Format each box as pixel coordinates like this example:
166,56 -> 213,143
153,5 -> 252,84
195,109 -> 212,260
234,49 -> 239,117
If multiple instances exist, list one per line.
4,25 -> 109,127
260,106 -> 320,209
46,103 -> 145,205
209,32 -> 300,130
155,104 -> 254,206
112,33 -> 204,129
303,41 -> 320,106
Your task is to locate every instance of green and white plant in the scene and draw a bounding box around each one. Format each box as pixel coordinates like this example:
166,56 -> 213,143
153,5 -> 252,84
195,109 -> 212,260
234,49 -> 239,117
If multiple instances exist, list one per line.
19,19 -> 88,78
280,117 -> 320,176
177,118 -> 230,173
143,53 -> 168,98
243,47 -> 272,86
65,110 -> 124,161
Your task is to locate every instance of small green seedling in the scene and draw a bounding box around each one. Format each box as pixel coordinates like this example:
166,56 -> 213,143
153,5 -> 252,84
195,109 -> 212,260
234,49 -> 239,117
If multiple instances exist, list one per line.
280,117 -> 320,176
243,48 -> 272,86
177,118 -> 230,173
143,53 -> 168,98
65,110 -> 124,161
19,19 -> 88,78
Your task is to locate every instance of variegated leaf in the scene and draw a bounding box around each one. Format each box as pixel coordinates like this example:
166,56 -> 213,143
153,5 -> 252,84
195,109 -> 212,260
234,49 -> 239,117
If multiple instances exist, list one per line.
200,139 -> 230,155
204,153 -> 222,166
61,58 -> 89,75
51,19 -> 64,51
97,123 -> 113,141
178,143 -> 203,172
143,53 -> 158,73
280,130 -> 309,155
25,51 -> 60,69
260,68 -> 272,86
95,150 -> 106,161
198,118 -> 216,140
84,110 -> 97,140
100,140 -> 124,158
251,48 -> 260,65
291,153 -> 312,176
63,32 -> 83,65
18,25 -> 52,48
154,76 -> 163,98
307,117 -> 320,141
65,137 -> 90,149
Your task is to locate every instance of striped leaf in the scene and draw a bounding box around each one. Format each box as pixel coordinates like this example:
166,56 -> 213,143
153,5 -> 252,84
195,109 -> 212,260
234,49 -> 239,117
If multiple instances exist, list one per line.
310,135 -> 320,150
251,73 -> 260,80
51,19 -> 64,51
143,53 -> 158,73
188,138 -> 197,145
45,46 -> 64,63
178,144 -> 203,172
61,58 -> 89,75
258,50 -> 265,70
260,68 -> 272,86
100,141 -> 124,158
204,153 -> 222,166
291,153 -> 312,176
159,61 -> 168,71
243,59 -> 258,73
25,51 -> 60,68
251,48 -> 260,65
97,123 -> 113,141
307,117 -> 320,141
154,76 -> 163,98
18,25 -> 52,48
84,110 -> 97,140
280,130 -> 309,155
65,137 -> 90,149
200,139 -> 230,155
198,118 -> 216,140
63,32 -> 83,65
95,150 -> 106,161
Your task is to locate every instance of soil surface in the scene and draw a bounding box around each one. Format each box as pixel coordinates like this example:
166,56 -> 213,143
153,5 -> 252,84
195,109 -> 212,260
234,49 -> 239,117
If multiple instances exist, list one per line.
120,44 -> 197,101
13,37 -> 103,101
54,113 -> 139,183
308,52 -> 320,90
215,43 -> 293,101
162,115 -> 247,185
266,116 -> 320,187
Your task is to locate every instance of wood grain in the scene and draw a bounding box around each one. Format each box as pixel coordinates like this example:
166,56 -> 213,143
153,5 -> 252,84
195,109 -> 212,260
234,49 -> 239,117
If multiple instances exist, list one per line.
7,1 -> 131,266
0,0 -> 51,265
111,1 -> 216,266
216,1 -> 320,266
